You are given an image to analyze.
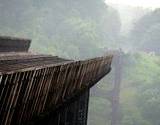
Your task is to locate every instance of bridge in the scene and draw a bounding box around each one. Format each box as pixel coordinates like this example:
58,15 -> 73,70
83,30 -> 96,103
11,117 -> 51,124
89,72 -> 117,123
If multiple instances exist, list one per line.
0,36 -> 112,125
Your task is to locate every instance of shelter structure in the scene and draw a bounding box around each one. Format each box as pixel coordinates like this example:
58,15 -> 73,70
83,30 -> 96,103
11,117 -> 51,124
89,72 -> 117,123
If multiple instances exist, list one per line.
0,36 -> 112,125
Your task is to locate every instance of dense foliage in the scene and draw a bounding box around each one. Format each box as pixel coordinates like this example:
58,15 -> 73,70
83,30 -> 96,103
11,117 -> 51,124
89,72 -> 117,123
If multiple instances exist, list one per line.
0,0 -> 160,125
89,53 -> 160,125
0,0 -> 121,59
130,9 -> 160,53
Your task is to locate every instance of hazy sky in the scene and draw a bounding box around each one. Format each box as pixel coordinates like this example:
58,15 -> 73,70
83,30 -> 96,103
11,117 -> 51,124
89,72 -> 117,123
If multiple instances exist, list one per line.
105,0 -> 160,9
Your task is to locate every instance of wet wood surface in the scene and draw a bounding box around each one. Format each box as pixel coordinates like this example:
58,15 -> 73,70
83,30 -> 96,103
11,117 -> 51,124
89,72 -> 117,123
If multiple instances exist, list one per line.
0,36 -> 31,52
0,54 -> 112,125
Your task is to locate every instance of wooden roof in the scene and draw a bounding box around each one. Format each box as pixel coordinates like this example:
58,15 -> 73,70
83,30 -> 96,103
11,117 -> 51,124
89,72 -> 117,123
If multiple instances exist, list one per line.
0,36 -> 31,52
0,36 -> 113,125
0,36 -> 72,74
0,53 -> 72,74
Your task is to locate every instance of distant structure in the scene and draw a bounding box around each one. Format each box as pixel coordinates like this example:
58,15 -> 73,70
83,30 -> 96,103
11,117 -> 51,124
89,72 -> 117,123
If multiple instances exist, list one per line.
0,36 -> 112,125
91,50 -> 123,125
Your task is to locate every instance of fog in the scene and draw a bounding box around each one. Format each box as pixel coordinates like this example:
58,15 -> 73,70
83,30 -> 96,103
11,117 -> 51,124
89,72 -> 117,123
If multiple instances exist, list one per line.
0,0 -> 160,125
106,0 -> 160,9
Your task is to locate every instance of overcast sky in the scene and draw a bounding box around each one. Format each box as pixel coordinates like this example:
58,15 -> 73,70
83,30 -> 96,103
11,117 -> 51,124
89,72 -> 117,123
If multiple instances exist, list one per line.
105,0 -> 160,9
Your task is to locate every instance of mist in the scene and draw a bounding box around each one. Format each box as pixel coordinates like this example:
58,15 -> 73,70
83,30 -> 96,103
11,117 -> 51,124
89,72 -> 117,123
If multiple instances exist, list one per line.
0,0 -> 160,125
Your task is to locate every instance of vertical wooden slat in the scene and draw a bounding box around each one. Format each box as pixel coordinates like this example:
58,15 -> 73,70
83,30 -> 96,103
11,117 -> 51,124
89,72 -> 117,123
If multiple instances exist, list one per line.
58,64 -> 71,102
2,72 -> 21,125
48,66 -> 61,107
71,62 -> 81,93
37,68 -> 50,114
11,71 -> 29,125
29,68 -> 46,116
18,70 -> 36,124
52,65 -> 64,105
0,74 -> 10,124
0,75 -> 9,103
38,68 -> 52,114
6,72 -> 26,125
61,63 -> 73,99
25,69 -> 42,121
33,68 -> 47,115
41,67 -> 56,112
0,73 -> 15,124
22,70 -> 39,122
65,63 -> 77,97
54,65 -> 67,104
0,74 -> 13,115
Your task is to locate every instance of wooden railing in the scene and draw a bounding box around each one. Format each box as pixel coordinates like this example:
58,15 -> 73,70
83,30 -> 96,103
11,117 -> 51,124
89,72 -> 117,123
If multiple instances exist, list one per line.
0,55 -> 112,125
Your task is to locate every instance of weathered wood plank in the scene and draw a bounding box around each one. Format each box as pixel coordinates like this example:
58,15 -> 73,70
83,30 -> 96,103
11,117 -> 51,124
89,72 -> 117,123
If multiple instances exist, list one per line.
0,54 -> 112,125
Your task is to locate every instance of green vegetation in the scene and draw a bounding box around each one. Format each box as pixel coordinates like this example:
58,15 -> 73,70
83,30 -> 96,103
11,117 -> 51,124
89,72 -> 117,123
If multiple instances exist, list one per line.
89,53 -> 160,125
0,0 -> 121,59
0,0 -> 160,125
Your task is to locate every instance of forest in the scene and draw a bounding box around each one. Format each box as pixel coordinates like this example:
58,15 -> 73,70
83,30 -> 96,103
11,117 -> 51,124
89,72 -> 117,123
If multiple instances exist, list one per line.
0,0 -> 160,125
